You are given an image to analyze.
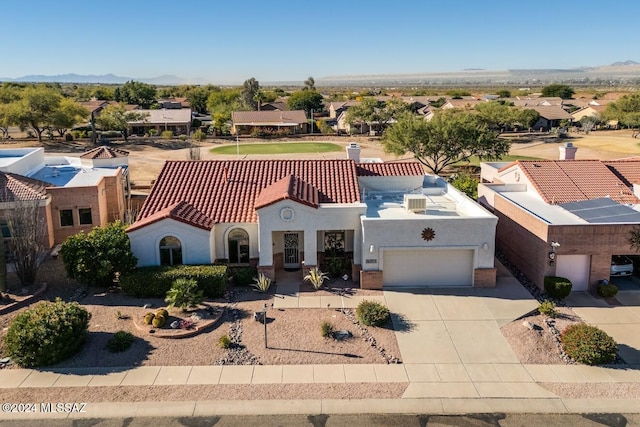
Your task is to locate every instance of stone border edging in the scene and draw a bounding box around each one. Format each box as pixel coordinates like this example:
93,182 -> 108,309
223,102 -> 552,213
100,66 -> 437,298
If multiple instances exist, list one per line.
132,309 -> 224,339
0,282 -> 48,315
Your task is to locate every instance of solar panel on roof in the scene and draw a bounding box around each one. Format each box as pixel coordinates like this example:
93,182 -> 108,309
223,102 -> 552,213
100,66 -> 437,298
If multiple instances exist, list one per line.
560,197 -> 640,224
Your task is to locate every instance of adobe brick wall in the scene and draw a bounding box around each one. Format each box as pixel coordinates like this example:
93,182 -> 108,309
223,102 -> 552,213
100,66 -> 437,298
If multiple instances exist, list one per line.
493,196 -> 551,290
492,194 -> 639,292
474,268 -> 497,287
48,186 -> 101,243
360,270 -> 383,290
103,172 -> 125,222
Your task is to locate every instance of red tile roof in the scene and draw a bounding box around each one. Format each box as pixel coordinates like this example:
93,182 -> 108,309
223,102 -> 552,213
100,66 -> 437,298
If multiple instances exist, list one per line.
514,160 -> 638,204
605,160 -> 640,186
80,146 -> 129,159
356,162 -> 424,177
129,160 -> 361,231
0,172 -> 49,202
129,201 -> 214,231
255,175 -> 319,209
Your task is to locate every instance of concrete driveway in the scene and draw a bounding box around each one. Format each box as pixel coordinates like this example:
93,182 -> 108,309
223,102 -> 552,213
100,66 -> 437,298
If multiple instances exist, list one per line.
383,275 -> 546,399
383,276 -> 538,366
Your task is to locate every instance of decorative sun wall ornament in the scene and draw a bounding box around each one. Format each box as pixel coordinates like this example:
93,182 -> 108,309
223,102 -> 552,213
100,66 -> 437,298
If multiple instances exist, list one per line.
421,227 -> 435,241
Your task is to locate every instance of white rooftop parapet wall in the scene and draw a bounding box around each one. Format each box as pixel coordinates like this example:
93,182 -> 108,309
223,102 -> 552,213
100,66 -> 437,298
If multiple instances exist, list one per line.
0,147 -> 45,176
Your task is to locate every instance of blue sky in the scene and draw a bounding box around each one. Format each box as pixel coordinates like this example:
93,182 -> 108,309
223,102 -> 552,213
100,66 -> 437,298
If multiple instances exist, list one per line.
1,0 -> 638,84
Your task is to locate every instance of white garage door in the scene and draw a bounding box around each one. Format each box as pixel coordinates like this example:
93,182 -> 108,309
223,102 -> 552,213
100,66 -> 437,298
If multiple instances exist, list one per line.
555,254 -> 590,291
383,249 -> 474,287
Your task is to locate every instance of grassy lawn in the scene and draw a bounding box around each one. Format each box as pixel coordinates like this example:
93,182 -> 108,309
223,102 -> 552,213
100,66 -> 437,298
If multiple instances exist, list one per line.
210,142 -> 343,155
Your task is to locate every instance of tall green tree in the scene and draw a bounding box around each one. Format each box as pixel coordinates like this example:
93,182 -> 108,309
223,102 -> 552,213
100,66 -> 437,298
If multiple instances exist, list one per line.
95,104 -> 148,141
206,88 -> 243,134
345,97 -> 408,131
50,98 -> 89,137
114,80 -> 157,108
603,93 -> 640,137
185,85 -> 216,114
541,84 -> 575,99
287,90 -> 324,116
382,110 -> 509,175
241,77 -> 260,110
5,85 -> 62,142
60,221 -> 137,287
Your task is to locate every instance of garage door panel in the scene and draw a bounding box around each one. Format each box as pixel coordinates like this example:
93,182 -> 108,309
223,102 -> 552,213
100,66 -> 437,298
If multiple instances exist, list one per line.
555,254 -> 590,291
383,249 -> 473,287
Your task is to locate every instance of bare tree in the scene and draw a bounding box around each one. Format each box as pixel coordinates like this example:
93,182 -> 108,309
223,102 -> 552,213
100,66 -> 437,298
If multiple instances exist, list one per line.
5,198 -> 48,287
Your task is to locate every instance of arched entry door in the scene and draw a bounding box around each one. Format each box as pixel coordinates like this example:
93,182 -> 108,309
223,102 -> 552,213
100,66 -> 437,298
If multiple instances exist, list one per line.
228,228 -> 250,264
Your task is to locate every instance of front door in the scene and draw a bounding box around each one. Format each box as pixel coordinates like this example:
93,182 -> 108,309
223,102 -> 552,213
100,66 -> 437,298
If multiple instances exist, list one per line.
283,232 -> 300,269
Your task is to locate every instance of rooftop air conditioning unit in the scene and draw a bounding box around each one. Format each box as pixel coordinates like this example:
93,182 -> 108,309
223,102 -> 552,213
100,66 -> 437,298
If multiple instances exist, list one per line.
404,194 -> 427,212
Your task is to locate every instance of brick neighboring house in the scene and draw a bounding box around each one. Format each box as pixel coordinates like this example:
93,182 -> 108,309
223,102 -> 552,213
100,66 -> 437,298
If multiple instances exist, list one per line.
479,150 -> 640,293
231,110 -> 308,135
127,145 -> 498,289
0,146 -> 129,247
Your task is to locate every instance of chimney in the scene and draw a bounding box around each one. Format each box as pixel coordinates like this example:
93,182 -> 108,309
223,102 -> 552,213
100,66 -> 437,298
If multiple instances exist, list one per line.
346,143 -> 361,163
559,142 -> 577,160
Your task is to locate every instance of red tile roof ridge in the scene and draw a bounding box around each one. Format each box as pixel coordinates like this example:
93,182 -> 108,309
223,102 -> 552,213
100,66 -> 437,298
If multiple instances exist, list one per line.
80,145 -> 130,159
255,175 -> 320,210
0,172 -> 49,202
128,201 -> 214,232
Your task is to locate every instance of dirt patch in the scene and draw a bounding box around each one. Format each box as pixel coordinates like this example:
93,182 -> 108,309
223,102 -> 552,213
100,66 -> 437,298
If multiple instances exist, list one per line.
540,382 -> 640,399
500,307 -> 581,365
0,383 -> 407,402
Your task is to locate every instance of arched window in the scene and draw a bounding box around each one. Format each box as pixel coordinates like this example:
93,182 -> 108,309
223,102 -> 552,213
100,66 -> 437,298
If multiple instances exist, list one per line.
228,228 -> 249,264
159,236 -> 182,266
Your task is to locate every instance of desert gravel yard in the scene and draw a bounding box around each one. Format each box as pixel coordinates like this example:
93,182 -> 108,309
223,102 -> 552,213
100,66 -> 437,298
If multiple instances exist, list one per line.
1,284 -> 401,369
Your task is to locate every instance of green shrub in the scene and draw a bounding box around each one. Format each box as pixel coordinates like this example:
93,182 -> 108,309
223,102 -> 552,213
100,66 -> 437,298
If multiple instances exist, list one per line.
178,134 -> 187,141
161,130 -> 174,139
326,258 -> 348,277
561,323 -> 617,365
193,129 -> 206,141
356,300 -> 391,327
152,314 -> 166,328
3,298 -> 91,368
598,283 -> 619,298
231,267 -> 257,286
156,308 -> 169,319
101,130 -> 121,138
148,129 -> 158,137
251,273 -> 272,293
538,300 -> 557,318
143,312 -> 155,325
106,331 -> 135,353
544,276 -> 573,300
165,278 -> 204,311
120,265 -> 228,298
321,320 -> 334,338
304,267 -> 329,290
218,334 -> 232,349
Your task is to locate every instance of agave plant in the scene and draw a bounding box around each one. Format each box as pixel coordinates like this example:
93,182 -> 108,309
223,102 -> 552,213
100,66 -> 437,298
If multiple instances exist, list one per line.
251,273 -> 272,292
304,267 -> 329,290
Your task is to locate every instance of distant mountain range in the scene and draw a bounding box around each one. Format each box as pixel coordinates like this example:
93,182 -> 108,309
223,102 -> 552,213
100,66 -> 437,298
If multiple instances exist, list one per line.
0,73 -> 207,85
1,61 -> 639,86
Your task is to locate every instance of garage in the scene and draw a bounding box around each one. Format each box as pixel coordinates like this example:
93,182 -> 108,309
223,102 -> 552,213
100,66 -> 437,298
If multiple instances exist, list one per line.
555,254 -> 590,291
383,249 -> 474,287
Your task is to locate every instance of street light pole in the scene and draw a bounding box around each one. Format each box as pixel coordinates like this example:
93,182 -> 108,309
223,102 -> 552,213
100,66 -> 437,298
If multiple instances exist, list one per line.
262,303 -> 268,348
